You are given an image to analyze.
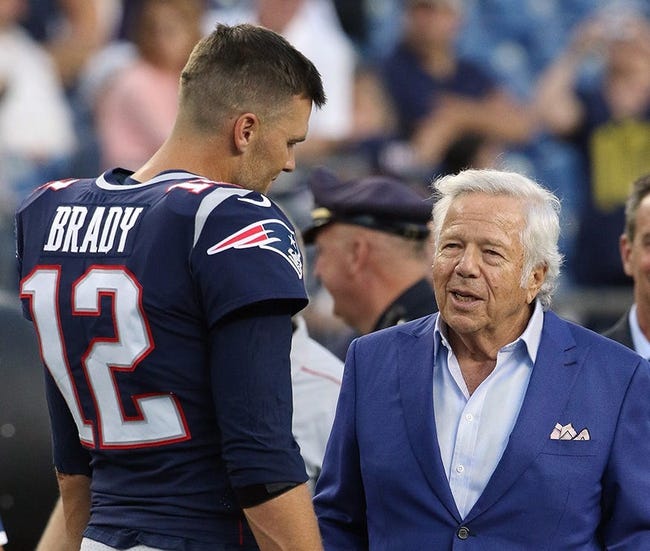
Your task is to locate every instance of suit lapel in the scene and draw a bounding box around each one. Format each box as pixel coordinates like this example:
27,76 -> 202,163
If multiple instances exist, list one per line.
603,311 -> 634,350
397,315 -> 461,520
465,311 -> 583,520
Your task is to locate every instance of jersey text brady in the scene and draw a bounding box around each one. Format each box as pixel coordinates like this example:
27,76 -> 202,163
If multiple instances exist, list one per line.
44,205 -> 144,254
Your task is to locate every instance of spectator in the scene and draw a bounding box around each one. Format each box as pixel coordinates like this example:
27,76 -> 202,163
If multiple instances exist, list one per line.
603,173 -> 650,350
21,0 -> 118,90
314,168 -> 650,549
302,167 -> 435,340
535,3 -> 650,288
0,0 -> 77,201
0,514 -> 6,550
379,0 -> 534,181
94,0 -> 203,171
205,0 -> 357,165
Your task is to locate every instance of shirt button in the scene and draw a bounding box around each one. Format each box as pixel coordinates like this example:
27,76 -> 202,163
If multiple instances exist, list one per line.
455,464 -> 464,474
465,413 -> 473,421
457,526 -> 470,540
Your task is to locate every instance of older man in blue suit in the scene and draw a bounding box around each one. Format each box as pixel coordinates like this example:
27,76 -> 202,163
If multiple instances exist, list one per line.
314,168 -> 650,549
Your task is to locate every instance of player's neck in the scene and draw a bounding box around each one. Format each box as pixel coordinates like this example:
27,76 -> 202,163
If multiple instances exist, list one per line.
132,135 -> 230,184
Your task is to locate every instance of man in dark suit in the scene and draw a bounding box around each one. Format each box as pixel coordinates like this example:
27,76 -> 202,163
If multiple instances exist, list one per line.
314,168 -> 650,549
603,174 -> 650,353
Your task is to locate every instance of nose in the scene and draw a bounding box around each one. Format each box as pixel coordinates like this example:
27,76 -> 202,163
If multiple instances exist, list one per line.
283,150 -> 296,173
454,247 -> 480,278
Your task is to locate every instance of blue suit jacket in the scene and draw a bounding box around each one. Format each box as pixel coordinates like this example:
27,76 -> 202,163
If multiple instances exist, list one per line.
314,311 -> 650,550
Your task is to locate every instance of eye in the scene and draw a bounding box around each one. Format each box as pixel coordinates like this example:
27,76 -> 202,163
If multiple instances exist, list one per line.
483,248 -> 505,263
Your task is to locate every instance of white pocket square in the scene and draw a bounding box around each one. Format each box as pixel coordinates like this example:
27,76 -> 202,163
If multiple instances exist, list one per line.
550,422 -> 590,441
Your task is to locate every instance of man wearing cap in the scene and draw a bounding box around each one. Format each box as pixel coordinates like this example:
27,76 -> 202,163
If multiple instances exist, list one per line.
302,167 -> 436,337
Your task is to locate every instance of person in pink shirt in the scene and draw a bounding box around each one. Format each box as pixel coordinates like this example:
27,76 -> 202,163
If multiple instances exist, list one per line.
95,0 -> 203,171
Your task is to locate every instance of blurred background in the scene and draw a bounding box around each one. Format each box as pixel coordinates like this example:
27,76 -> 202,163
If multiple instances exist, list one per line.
1,0 -> 648,548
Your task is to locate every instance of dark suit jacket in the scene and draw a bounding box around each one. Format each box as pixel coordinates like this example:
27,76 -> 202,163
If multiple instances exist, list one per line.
314,310 -> 650,550
602,309 -> 634,350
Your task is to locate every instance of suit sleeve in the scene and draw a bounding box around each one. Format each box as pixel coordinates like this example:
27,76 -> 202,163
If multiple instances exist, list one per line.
599,358 -> 650,548
313,339 -> 369,549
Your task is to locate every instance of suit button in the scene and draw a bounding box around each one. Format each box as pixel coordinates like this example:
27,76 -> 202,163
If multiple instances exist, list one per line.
457,526 -> 470,540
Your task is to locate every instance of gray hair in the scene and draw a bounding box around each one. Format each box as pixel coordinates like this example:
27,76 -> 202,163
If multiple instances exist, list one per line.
431,169 -> 563,310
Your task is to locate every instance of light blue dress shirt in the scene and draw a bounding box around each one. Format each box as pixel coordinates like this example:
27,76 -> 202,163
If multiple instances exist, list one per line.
629,304 -> 650,358
433,301 -> 544,519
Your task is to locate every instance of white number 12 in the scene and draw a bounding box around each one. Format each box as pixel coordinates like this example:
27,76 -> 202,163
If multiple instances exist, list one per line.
21,266 -> 189,449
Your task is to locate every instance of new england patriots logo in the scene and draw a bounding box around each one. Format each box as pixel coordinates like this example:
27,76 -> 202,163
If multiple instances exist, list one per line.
207,218 -> 303,278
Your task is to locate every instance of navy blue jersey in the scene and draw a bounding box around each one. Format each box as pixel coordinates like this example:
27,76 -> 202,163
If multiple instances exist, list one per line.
16,169 -> 309,548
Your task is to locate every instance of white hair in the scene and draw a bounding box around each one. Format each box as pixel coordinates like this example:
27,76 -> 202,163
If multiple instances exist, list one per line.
431,169 -> 563,310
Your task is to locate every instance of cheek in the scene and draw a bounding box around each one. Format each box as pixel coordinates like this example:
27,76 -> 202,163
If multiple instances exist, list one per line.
315,252 -> 335,279
432,255 -> 453,281
637,252 -> 650,273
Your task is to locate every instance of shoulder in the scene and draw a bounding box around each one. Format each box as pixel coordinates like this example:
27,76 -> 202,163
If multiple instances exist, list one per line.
163,180 -> 288,227
16,178 -> 89,215
546,311 -> 643,374
601,311 -> 632,345
354,313 -> 436,351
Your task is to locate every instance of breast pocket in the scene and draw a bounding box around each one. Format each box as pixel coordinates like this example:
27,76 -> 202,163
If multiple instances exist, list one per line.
540,439 -> 597,457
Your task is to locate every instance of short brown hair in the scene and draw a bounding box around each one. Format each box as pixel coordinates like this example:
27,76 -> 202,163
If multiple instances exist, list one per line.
179,23 -> 326,131
624,174 -> 650,241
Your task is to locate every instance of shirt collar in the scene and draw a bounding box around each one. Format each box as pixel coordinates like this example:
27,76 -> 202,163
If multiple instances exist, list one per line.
434,299 -> 544,364
629,304 -> 650,358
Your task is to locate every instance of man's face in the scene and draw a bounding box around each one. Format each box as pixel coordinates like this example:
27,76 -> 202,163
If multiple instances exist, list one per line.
312,224 -> 358,327
621,194 -> 650,307
432,192 -> 543,344
406,1 -> 463,50
238,95 -> 312,194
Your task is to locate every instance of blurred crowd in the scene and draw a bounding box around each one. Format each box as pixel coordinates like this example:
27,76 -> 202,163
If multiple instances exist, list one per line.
1,1 -> 650,548
1,0 -> 649,324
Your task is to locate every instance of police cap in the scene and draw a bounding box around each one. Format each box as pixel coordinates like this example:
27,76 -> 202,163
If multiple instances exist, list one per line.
302,167 -> 433,244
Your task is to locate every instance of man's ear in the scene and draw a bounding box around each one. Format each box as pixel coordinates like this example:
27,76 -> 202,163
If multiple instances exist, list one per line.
349,233 -> 370,275
526,262 -> 548,304
233,112 -> 259,153
620,233 -> 634,277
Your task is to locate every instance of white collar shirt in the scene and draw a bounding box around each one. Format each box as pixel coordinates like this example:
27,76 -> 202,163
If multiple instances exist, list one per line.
433,300 -> 543,519
629,303 -> 650,358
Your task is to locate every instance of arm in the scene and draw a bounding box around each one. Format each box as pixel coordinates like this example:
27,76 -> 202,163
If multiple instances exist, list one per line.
36,497 -> 72,551
56,472 -> 91,550
409,89 -> 535,168
39,372 -> 93,549
211,303 -> 322,550
48,0 -> 103,86
243,483 -> 323,551
599,359 -> 650,547
533,18 -> 608,135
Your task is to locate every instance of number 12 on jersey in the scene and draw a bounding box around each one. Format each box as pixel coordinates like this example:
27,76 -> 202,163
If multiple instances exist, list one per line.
21,265 -> 189,449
